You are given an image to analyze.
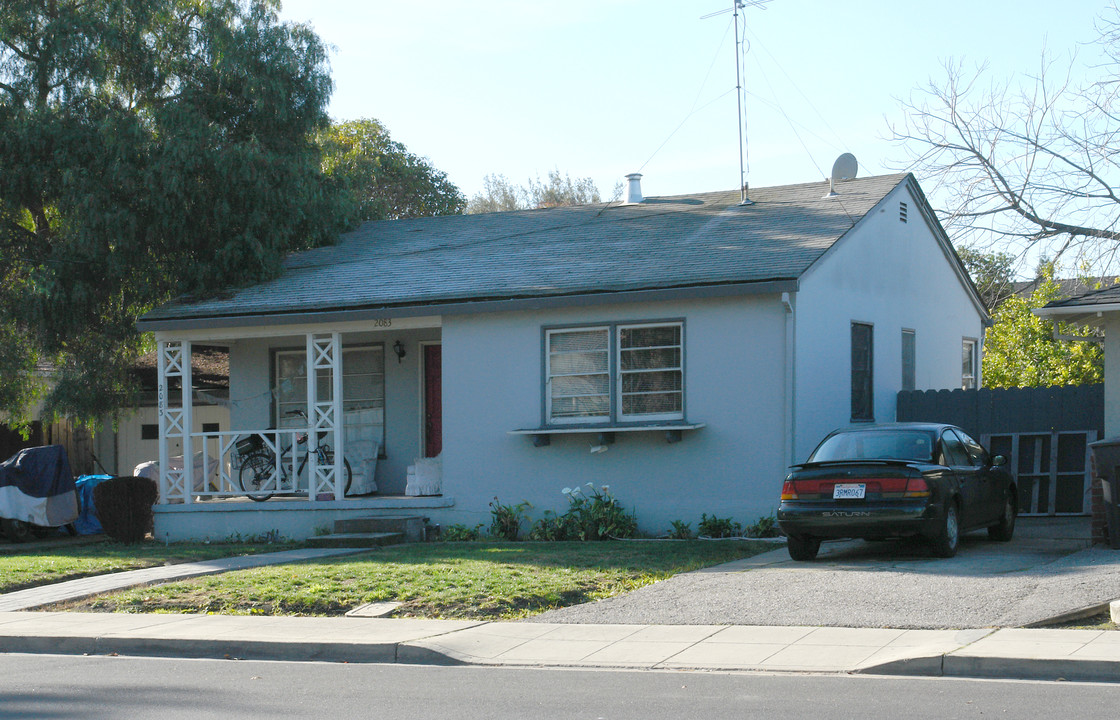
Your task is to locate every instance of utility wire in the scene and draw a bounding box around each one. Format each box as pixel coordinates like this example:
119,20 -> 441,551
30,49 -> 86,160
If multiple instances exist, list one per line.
639,16 -> 736,173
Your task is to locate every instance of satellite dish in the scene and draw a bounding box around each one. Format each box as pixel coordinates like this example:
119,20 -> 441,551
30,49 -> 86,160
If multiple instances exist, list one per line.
831,153 -> 858,182
823,153 -> 859,198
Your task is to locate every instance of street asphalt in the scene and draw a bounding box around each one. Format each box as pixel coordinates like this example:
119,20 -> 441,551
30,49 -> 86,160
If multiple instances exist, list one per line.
0,516 -> 1118,682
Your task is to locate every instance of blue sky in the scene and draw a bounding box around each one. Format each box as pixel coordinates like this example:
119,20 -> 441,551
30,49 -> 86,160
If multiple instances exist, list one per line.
278,0 -> 1111,203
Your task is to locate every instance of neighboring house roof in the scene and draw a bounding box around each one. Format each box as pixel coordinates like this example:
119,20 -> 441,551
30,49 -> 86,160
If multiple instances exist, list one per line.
1011,276 -> 1120,300
131,345 -> 229,391
140,173 -> 980,331
1036,283 -> 1120,325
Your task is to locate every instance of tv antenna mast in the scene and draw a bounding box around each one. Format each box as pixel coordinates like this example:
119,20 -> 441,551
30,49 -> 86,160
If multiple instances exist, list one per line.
702,0 -> 772,205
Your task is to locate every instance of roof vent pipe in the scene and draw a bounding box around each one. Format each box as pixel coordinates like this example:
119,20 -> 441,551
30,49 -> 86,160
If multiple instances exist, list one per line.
623,173 -> 644,204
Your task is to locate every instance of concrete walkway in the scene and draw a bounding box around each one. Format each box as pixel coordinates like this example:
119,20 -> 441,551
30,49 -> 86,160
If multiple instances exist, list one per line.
2,611 -> 1119,682
1,543 -> 1119,682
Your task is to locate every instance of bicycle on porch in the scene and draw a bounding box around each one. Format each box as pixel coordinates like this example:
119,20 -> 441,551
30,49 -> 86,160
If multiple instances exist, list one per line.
235,410 -> 352,501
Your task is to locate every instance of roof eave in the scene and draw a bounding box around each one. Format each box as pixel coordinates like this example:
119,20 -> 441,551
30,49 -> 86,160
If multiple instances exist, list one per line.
137,278 -> 801,333
1033,302 -> 1120,326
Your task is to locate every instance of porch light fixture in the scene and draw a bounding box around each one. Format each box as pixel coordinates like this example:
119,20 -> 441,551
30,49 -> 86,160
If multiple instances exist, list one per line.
393,340 -> 407,363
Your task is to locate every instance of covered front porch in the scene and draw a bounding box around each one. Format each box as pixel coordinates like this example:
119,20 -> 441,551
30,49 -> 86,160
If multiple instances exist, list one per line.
151,316 -> 448,540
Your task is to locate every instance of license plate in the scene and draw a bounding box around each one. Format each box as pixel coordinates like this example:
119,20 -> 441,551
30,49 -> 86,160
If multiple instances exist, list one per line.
833,483 -> 866,500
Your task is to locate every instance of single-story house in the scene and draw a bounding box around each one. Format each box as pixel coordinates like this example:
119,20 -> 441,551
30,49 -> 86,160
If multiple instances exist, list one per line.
137,172 -> 988,541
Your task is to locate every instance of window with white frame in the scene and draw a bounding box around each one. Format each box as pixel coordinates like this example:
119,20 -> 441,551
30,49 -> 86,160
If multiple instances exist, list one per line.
962,338 -> 978,390
546,322 -> 683,425
618,323 -> 683,421
546,327 -> 610,423
275,345 -> 385,446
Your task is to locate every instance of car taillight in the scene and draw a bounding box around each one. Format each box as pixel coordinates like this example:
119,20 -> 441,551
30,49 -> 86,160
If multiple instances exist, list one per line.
781,480 -> 798,501
904,477 -> 931,498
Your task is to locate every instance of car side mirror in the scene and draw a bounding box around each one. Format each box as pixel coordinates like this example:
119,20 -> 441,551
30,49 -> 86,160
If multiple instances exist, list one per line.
992,455 -> 1008,467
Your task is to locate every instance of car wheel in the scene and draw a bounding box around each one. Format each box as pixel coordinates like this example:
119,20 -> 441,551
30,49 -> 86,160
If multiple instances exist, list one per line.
929,502 -> 960,558
988,491 -> 1017,542
1,518 -> 35,543
787,534 -> 821,561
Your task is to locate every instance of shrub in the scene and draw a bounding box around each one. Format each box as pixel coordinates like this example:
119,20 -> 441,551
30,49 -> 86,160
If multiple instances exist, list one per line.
668,519 -> 693,539
489,497 -> 532,541
92,476 -> 159,544
745,514 -> 778,538
562,483 -> 638,541
528,510 -> 578,541
697,513 -> 742,539
442,523 -> 483,541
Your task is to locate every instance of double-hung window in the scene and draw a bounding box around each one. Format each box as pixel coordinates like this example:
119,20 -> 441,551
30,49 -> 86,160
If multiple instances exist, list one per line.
546,322 -> 683,425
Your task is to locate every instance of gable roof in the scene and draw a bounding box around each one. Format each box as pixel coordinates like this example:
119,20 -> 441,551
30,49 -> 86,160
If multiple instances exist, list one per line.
140,173 -> 923,331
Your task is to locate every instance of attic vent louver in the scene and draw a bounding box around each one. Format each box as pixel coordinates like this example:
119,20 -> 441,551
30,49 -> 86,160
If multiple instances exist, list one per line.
899,202 -> 908,223
623,173 -> 644,204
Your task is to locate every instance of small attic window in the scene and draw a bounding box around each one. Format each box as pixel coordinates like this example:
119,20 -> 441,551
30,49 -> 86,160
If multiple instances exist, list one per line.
899,202 -> 908,223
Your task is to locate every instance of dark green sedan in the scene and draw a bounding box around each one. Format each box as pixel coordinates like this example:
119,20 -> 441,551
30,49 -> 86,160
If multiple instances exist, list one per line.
776,423 -> 1017,561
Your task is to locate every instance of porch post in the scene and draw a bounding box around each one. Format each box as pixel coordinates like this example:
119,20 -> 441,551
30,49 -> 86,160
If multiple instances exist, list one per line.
306,332 -> 343,500
157,339 -> 193,504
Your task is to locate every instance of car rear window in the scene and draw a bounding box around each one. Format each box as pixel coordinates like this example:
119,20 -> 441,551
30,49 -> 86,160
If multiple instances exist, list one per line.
809,430 -> 935,463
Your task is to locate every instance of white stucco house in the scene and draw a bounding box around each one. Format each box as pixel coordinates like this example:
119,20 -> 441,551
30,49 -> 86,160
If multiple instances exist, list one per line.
137,172 -> 988,541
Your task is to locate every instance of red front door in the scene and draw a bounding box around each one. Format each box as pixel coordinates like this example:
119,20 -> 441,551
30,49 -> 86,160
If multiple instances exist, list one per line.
424,344 -> 442,457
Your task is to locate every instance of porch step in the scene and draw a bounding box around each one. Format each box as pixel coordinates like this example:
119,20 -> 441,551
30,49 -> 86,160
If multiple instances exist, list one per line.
332,515 -> 427,543
305,531 -> 405,548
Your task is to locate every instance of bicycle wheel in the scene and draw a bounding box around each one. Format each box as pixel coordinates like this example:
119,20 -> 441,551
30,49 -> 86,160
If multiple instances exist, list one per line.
239,453 -> 276,502
322,451 -> 353,496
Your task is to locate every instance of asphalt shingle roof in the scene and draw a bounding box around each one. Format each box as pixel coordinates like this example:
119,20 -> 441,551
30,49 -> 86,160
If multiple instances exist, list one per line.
1043,283 -> 1120,309
141,173 -> 910,325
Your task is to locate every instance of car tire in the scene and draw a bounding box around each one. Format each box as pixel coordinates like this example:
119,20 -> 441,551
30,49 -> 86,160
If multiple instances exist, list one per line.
787,534 -> 821,561
929,502 -> 960,558
988,490 -> 1017,542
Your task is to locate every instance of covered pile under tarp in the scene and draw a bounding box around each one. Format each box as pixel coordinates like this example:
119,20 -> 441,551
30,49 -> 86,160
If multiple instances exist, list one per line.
0,445 -> 79,527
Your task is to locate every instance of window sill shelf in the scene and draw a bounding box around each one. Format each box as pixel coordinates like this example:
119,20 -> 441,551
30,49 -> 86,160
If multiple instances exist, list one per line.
509,422 -> 706,447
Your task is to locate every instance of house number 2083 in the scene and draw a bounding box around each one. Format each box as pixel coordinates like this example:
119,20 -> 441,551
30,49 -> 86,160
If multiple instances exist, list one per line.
372,319 -> 392,328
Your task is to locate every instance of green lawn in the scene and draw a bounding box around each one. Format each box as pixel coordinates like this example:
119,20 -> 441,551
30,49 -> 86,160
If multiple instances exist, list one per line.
0,540 -> 294,594
44,540 -> 773,620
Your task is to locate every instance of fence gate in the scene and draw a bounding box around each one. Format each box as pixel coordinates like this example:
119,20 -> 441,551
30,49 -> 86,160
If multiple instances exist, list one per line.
898,385 -> 1103,516
982,431 -> 1096,515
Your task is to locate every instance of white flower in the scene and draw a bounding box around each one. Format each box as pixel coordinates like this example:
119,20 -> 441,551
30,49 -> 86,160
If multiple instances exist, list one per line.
562,487 -> 572,494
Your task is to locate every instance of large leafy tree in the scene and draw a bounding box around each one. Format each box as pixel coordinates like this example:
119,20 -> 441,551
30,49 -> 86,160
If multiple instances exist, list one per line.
893,6 -> 1120,271
982,267 -> 1103,388
0,0 -> 349,425
957,247 -> 1017,312
318,118 -> 464,222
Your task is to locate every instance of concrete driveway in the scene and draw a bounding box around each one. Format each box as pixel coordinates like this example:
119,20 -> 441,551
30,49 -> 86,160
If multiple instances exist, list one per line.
531,517 -> 1120,629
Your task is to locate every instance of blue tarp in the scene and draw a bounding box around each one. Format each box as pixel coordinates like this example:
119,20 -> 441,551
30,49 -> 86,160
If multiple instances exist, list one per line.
0,445 -> 78,527
74,474 -> 113,535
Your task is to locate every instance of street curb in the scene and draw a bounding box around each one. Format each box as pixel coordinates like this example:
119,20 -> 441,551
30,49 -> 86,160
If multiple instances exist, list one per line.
0,634 -> 408,665
851,654 -> 948,677
942,655 -> 1120,684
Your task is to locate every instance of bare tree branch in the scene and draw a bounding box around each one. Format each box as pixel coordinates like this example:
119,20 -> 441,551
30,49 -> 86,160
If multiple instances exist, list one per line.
890,16 -> 1120,271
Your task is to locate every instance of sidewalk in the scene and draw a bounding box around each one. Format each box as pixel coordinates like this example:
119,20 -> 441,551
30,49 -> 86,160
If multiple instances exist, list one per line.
0,545 -> 1118,682
2,611 -> 1119,682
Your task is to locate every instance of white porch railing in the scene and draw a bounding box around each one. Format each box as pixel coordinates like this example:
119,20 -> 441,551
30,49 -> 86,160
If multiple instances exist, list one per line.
158,428 -> 346,503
